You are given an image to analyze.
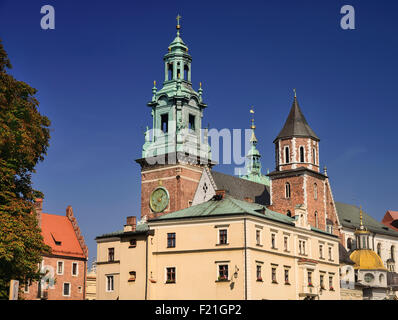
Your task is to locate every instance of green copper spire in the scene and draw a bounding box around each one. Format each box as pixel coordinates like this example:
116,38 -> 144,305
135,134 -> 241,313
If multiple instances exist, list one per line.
141,17 -> 211,162
241,107 -> 270,186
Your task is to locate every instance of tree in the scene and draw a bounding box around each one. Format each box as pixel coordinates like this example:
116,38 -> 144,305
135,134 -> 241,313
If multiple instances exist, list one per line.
0,39 -> 51,298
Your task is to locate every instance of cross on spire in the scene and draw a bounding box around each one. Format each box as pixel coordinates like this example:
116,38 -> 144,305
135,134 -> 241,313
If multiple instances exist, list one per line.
176,14 -> 182,27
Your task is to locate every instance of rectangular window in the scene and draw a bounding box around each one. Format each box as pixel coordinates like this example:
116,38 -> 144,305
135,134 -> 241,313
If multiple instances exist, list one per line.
284,236 -> 289,251
218,265 -> 228,281
63,283 -> 71,297
23,280 -> 30,293
166,267 -> 176,283
308,271 -> 313,286
161,114 -> 168,133
106,275 -> 114,292
256,230 -> 261,245
329,276 -> 334,290
72,262 -> 78,276
271,233 -> 276,249
188,114 -> 195,131
219,229 -> 228,245
57,261 -> 64,275
271,267 -> 277,283
108,248 -> 115,262
319,245 -> 323,259
328,247 -> 333,261
284,269 -> 290,284
167,233 -> 176,248
320,274 -> 325,289
256,265 -> 262,281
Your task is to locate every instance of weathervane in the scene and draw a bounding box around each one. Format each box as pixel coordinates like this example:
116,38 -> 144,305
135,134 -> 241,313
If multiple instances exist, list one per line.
250,106 -> 255,129
176,14 -> 182,28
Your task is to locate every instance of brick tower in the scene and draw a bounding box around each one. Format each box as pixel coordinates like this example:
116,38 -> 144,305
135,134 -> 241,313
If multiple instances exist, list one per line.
267,91 -> 340,234
136,17 -> 213,220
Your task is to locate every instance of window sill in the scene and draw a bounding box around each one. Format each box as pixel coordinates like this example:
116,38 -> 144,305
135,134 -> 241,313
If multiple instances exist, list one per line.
128,245 -> 136,249
216,243 -> 229,246
167,246 -> 176,249
215,279 -> 230,283
256,244 -> 263,247
284,282 -> 291,285
256,279 -> 263,282
271,281 -> 278,284
165,281 -> 176,284
271,247 -> 278,250
128,279 -> 136,282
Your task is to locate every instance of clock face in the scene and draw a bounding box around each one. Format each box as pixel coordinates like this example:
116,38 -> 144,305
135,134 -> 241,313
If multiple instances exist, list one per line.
149,187 -> 169,213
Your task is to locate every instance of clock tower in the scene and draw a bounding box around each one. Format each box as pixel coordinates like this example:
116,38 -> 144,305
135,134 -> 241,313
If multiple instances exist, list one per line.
136,17 -> 213,220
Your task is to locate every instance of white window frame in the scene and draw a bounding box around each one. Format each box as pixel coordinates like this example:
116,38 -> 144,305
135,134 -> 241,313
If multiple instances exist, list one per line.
106,275 -> 114,292
57,260 -> 64,275
71,262 -> 79,276
62,282 -> 71,297
256,229 -> 262,246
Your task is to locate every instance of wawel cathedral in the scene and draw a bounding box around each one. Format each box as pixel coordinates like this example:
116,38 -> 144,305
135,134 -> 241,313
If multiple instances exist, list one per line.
95,18 -> 398,300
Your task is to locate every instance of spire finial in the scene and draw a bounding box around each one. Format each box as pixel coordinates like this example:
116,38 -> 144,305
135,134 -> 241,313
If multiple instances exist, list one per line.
293,88 -> 297,98
359,205 -> 364,230
250,106 -> 255,129
176,14 -> 182,35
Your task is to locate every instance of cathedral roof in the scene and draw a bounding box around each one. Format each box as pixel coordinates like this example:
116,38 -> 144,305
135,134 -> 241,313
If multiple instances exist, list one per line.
211,170 -> 270,205
274,97 -> 319,142
335,202 -> 398,237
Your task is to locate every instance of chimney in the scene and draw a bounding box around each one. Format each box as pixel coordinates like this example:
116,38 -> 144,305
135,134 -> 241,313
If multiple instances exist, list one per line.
34,198 -> 43,227
215,190 -> 226,200
124,216 -> 137,232
244,197 -> 253,203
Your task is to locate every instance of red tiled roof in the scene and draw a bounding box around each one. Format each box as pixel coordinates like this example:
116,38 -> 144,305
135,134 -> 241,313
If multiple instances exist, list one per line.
382,210 -> 398,231
387,211 -> 398,220
41,213 -> 86,258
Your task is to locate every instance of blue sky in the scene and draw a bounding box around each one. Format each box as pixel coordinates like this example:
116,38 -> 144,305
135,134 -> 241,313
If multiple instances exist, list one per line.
1,0 -> 397,266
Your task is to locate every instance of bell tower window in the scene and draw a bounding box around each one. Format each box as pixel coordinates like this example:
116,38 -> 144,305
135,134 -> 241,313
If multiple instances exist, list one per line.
312,148 -> 316,165
167,63 -> 173,81
184,65 -> 189,81
188,114 -> 195,131
285,146 -> 290,164
161,114 -> 168,133
300,146 -> 305,163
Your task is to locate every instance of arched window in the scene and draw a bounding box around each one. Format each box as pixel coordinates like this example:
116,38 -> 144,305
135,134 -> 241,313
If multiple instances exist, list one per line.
285,183 -> 291,199
314,183 -> 317,200
347,238 -> 352,250
167,63 -> 173,80
184,65 -> 189,81
287,210 -> 292,217
314,211 -> 318,228
300,146 -> 305,163
379,274 -> 385,283
312,148 -> 316,165
377,243 -> 381,256
391,245 -> 395,261
285,146 -> 290,164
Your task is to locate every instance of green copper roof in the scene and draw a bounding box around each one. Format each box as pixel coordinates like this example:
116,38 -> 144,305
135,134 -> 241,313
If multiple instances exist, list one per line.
149,195 -> 294,225
335,202 -> 398,237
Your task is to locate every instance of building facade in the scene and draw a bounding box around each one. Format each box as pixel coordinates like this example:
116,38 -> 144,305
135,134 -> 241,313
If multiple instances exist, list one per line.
22,199 -> 88,300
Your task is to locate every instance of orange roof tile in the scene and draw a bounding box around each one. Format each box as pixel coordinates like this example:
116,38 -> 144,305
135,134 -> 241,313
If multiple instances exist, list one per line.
41,213 -> 86,259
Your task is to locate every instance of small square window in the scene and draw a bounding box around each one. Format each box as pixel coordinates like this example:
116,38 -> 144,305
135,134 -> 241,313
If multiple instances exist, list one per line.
129,239 -> 137,248
128,271 -> 136,282
166,268 -> 176,283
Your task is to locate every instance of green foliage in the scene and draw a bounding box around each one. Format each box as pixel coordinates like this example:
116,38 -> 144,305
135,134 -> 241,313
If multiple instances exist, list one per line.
0,39 -> 51,299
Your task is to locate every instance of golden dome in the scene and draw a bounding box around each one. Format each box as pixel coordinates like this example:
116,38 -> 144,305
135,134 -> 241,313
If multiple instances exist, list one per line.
349,249 -> 387,270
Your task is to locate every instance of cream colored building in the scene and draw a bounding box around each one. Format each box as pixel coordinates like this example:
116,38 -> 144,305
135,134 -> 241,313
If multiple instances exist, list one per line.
86,263 -> 97,300
96,193 -> 340,300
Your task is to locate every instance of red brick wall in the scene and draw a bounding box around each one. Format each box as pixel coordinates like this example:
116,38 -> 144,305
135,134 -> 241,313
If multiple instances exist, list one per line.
268,175 -> 305,216
22,256 -> 86,300
141,164 -> 203,219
